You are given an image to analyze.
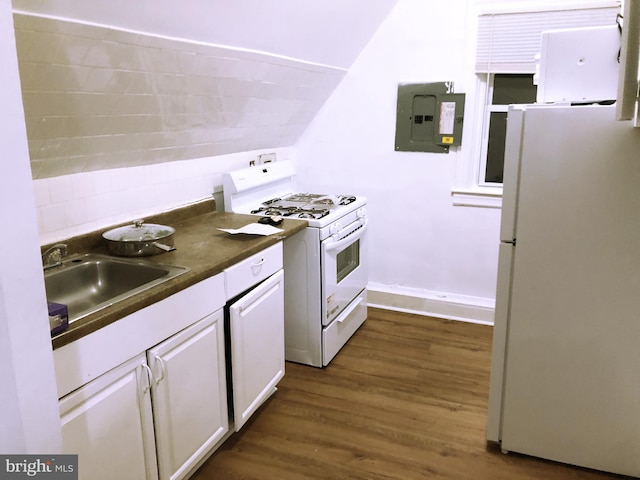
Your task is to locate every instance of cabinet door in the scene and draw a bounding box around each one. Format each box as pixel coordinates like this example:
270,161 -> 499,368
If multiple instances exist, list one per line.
229,269 -> 285,431
148,309 -> 228,480
59,354 -> 158,480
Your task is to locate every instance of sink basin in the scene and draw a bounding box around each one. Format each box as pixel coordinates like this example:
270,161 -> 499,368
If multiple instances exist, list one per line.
45,253 -> 189,323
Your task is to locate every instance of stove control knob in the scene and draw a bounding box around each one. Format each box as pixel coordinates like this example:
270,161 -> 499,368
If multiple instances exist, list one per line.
357,207 -> 368,219
330,223 -> 342,236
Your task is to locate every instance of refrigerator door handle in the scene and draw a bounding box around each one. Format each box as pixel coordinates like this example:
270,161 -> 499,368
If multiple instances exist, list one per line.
500,107 -> 525,242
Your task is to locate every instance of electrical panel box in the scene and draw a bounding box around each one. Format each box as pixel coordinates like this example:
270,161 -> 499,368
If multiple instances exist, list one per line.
395,82 -> 465,153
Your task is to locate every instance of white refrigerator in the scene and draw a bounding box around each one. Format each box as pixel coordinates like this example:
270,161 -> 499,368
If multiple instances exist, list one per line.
486,103 -> 640,477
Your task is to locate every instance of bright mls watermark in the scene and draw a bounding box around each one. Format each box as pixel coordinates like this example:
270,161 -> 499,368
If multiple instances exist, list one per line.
0,455 -> 77,479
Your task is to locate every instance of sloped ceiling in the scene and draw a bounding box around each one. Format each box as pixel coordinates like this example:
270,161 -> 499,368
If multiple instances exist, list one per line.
13,0 -> 400,69
12,0 -> 399,179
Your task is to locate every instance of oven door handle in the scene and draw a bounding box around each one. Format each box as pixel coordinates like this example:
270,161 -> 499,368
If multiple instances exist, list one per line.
336,296 -> 364,323
325,218 -> 368,252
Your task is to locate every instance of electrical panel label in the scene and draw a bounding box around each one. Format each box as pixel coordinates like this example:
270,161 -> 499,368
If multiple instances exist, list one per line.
439,102 -> 456,135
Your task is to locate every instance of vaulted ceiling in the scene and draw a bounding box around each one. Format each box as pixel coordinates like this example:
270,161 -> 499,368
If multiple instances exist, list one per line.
12,0 -> 400,69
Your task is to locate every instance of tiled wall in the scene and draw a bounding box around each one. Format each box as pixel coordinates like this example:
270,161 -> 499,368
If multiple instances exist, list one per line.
33,147 -> 293,245
14,13 -> 346,179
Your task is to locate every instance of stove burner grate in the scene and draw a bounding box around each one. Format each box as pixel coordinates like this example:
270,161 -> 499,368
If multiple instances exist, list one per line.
250,192 -> 358,221
313,198 -> 335,206
250,205 -> 331,220
338,195 -> 356,205
298,208 -> 330,219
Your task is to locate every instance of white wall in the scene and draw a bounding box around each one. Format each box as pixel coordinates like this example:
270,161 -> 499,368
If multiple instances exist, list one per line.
0,0 -> 61,452
294,0 -> 500,323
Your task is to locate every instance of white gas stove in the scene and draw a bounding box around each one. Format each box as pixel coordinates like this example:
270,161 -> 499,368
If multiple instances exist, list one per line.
222,161 -> 368,367
223,162 -> 366,229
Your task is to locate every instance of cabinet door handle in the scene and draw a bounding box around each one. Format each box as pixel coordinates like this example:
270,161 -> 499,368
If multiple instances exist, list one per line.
141,363 -> 153,393
251,258 -> 265,268
154,355 -> 166,385
250,258 -> 265,276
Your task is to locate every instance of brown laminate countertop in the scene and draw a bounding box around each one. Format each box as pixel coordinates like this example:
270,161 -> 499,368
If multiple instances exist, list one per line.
50,201 -> 307,350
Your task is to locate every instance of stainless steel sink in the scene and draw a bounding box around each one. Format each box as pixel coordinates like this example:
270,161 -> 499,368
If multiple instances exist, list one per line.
45,253 -> 189,323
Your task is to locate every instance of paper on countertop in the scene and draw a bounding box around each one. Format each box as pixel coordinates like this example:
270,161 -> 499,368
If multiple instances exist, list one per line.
218,223 -> 284,236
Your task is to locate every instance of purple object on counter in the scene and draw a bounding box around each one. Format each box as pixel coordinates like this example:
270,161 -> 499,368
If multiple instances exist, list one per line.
48,302 -> 68,336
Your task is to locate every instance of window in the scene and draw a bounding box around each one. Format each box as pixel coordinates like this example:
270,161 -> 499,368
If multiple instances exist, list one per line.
336,239 -> 359,284
453,2 -> 620,207
481,74 -> 537,184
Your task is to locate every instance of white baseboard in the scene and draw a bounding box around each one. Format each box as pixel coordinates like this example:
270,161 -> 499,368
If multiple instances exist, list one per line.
367,282 -> 495,326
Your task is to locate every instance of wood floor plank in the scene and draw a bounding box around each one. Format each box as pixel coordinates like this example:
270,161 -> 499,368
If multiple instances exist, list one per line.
190,308 -> 628,480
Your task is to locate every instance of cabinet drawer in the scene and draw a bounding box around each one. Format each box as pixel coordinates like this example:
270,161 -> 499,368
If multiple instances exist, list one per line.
225,242 -> 283,299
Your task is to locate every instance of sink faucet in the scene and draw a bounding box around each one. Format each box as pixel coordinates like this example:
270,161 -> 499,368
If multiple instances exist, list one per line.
42,244 -> 68,270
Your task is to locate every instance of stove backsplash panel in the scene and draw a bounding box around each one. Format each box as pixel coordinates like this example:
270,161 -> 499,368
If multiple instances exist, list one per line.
13,13 -> 346,180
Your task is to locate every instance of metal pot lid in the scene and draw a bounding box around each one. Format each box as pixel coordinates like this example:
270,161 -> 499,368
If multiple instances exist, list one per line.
102,220 -> 175,242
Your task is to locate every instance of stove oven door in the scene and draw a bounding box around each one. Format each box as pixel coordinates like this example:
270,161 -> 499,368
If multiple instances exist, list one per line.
321,215 -> 368,326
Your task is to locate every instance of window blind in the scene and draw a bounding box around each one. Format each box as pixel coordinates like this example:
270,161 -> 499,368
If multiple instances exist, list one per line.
476,5 -> 621,73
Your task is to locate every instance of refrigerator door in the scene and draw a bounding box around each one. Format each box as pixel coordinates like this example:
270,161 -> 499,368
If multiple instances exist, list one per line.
486,242 -> 514,442
499,105 -> 640,477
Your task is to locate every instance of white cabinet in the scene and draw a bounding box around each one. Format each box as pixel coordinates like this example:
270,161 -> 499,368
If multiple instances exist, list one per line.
229,269 -> 284,431
55,241 -> 286,478
59,354 -> 158,480
60,311 -> 227,480
56,274 -> 226,480
149,310 -> 228,480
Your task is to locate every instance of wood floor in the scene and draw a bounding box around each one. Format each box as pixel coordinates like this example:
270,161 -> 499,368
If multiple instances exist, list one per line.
191,308 -> 626,480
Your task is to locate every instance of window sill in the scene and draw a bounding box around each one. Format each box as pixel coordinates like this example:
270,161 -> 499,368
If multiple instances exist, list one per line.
451,187 -> 502,208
